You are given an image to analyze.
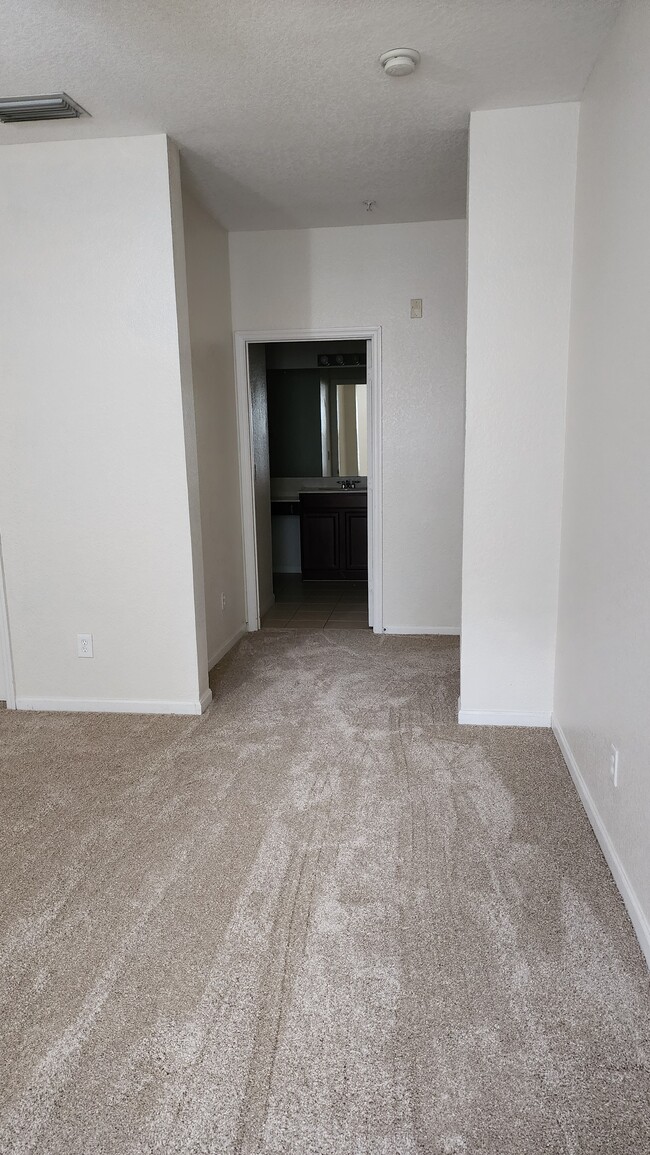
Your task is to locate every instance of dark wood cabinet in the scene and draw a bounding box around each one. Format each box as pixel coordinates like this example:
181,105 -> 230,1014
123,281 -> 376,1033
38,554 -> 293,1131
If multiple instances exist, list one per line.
343,508 -> 368,576
299,491 -> 368,580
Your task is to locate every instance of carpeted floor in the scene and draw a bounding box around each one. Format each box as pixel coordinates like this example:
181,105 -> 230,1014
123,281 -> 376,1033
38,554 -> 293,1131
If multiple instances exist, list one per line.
1,631 -> 648,1154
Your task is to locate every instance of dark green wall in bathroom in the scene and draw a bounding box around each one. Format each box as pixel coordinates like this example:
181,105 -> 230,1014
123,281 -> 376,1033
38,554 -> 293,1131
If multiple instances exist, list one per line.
267,369 -> 322,477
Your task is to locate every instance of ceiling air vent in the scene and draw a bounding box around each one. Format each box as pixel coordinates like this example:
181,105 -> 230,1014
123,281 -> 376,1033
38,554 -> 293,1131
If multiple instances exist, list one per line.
0,93 -> 89,124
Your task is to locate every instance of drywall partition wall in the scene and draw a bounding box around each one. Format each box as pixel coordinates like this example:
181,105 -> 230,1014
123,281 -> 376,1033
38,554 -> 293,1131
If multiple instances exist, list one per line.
0,135 -> 208,713
167,146 -> 210,706
248,345 -> 274,617
460,104 -> 579,726
554,0 -> 650,963
229,221 -> 467,633
181,182 -> 246,668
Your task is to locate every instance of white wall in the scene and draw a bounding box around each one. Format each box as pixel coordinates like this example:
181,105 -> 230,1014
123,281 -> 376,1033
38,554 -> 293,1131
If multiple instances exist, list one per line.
460,104 -> 579,725
554,0 -> 650,961
229,221 -> 467,632
181,183 -> 246,667
167,146 -> 210,705
0,135 -> 208,713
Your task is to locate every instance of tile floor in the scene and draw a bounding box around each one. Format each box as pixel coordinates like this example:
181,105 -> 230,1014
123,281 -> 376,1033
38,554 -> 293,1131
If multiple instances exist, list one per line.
261,574 -> 369,630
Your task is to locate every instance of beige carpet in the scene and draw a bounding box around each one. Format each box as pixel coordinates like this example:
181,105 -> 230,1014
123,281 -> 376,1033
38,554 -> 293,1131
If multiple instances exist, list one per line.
1,631 -> 648,1154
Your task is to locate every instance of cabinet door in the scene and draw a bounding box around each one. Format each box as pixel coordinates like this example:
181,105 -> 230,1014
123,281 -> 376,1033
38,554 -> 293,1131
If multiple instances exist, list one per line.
342,510 -> 368,579
300,510 -> 340,579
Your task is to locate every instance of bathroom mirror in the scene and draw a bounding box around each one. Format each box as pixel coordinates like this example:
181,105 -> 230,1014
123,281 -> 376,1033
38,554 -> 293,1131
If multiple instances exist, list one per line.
320,379 -> 368,477
267,344 -> 367,479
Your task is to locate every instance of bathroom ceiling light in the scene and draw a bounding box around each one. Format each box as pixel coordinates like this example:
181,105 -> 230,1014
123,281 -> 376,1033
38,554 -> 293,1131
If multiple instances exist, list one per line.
379,48 -> 420,77
0,93 -> 89,123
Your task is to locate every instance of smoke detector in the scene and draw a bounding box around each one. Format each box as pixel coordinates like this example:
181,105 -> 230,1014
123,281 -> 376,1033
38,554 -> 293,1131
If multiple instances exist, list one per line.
379,49 -> 420,78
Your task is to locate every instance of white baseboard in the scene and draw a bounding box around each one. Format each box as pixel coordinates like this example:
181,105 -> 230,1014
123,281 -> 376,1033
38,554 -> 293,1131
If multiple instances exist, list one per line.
15,695 -> 210,716
552,718 -> 650,970
383,626 -> 461,636
458,707 -> 551,727
207,624 -> 247,672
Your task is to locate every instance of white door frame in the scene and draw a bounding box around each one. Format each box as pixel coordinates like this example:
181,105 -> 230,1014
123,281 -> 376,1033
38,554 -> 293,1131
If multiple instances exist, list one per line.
0,535 -> 16,709
234,327 -> 383,633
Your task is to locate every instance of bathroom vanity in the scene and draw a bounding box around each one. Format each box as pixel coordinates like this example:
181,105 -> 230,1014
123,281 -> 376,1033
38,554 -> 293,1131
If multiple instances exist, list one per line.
299,490 -> 368,580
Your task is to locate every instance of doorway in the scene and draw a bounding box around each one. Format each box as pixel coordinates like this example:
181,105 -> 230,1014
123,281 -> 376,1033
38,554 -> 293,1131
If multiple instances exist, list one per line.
234,328 -> 383,633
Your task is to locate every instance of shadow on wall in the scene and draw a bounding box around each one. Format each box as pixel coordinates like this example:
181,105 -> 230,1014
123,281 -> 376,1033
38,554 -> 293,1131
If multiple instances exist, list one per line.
181,151 -> 300,233
181,174 -> 248,670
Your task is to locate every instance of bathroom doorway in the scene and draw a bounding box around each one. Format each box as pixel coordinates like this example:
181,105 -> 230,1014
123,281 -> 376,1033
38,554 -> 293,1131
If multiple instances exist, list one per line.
234,328 -> 383,633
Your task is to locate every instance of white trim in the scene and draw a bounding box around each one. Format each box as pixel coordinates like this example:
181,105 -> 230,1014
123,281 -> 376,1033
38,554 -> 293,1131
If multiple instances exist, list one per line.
15,695 -> 211,716
383,626 -> 460,636
552,718 -> 650,970
0,536 -> 16,710
208,624 -> 247,671
366,330 -> 383,634
234,333 -> 261,630
234,327 -> 383,634
458,707 -> 551,727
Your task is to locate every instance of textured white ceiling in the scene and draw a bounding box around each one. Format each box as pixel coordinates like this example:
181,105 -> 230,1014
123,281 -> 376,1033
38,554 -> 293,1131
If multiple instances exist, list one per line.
2,0 -> 621,230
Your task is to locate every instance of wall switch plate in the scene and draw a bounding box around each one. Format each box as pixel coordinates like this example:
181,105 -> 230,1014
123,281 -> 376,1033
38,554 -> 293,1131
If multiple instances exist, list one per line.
77,633 -> 93,658
609,743 -> 619,787
410,298 -> 423,319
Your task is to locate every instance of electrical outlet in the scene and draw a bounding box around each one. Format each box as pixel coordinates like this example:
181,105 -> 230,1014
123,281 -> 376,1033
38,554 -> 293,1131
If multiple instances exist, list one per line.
609,744 -> 619,787
221,593 -> 227,612
77,633 -> 93,658
410,298 -> 423,319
